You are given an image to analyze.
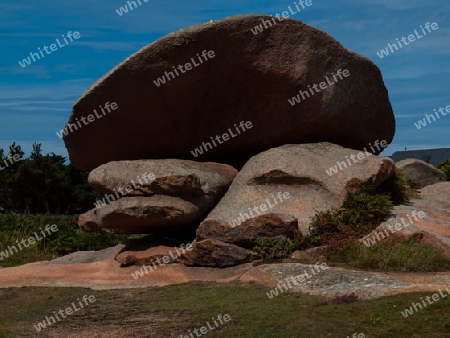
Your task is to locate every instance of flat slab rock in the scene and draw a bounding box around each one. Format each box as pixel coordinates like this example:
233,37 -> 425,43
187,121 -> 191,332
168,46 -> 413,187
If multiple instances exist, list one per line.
63,14 -> 394,171
80,195 -> 201,234
88,159 -> 237,199
79,160 -> 237,234
2,245 -> 450,300
115,235 -> 193,266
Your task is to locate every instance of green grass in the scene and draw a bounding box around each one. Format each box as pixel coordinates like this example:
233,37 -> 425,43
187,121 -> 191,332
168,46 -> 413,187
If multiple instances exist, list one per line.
2,283 -> 450,337
329,233 -> 450,272
0,214 -> 127,267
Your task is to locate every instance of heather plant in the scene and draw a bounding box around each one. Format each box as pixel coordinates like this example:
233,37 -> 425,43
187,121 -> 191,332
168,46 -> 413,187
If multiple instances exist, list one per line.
305,189 -> 392,251
253,238 -> 299,261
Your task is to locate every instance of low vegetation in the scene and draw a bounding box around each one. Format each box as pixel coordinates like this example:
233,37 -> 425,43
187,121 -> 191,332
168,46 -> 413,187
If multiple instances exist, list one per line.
304,188 -> 392,252
0,214 -> 127,267
376,172 -> 421,203
0,142 -> 94,214
330,233 -> 450,272
436,159 -> 450,180
2,284 -> 450,337
289,174 -> 450,272
253,238 -> 299,261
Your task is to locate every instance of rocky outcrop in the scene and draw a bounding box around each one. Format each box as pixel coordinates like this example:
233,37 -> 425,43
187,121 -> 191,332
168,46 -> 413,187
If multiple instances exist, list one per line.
79,160 -> 237,234
360,182 -> 450,256
187,143 -> 394,266
199,143 -> 394,236
197,213 -> 299,248
396,159 -> 447,187
63,15 -> 394,171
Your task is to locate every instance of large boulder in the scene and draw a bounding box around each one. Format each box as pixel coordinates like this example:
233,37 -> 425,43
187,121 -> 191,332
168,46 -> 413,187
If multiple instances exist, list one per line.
63,14 -> 395,171
187,143 -> 394,267
198,143 -> 394,239
396,159 -> 447,188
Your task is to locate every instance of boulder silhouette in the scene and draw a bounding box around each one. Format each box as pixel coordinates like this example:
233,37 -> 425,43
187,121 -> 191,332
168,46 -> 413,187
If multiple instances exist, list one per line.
63,14 -> 395,171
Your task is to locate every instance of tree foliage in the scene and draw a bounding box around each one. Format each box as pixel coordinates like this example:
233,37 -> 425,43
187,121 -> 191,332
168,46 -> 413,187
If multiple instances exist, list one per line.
0,142 -> 95,214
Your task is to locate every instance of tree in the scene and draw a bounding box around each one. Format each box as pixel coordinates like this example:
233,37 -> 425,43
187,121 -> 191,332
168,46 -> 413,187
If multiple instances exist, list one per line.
0,142 -> 95,214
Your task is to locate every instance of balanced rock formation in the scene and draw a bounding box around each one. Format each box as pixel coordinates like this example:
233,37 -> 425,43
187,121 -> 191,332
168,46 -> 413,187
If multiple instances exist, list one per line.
396,159 -> 447,188
79,160 -> 237,234
184,143 -> 395,267
63,14 -> 395,171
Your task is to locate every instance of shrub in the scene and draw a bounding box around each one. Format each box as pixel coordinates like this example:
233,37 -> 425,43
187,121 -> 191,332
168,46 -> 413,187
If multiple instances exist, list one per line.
436,159 -> 450,180
376,172 -> 420,204
305,189 -> 392,252
253,238 -> 298,261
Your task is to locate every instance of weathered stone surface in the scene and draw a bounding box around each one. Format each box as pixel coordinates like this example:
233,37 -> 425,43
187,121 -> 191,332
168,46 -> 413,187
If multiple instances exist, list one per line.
292,246 -> 328,263
80,196 -> 199,234
197,213 -> 299,248
80,160 -> 237,234
63,15 -> 394,171
78,209 -> 101,233
180,239 -> 258,267
116,245 -> 176,267
185,143 -> 394,267
115,236 -> 192,266
198,143 -> 394,238
360,182 -> 450,256
396,159 -> 447,188
89,159 -> 237,201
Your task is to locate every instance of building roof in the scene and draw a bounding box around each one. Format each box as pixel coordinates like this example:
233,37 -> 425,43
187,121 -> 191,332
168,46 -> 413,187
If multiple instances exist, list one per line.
391,148 -> 450,165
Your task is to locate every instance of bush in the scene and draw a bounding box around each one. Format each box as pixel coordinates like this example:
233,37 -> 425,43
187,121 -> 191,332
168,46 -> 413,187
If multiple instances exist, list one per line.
305,189 -> 392,252
436,159 -> 450,180
253,238 -> 298,261
376,173 -> 420,204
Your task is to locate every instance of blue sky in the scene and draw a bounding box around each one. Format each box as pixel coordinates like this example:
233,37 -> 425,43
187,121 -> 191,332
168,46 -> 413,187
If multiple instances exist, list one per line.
1,0 -> 449,160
